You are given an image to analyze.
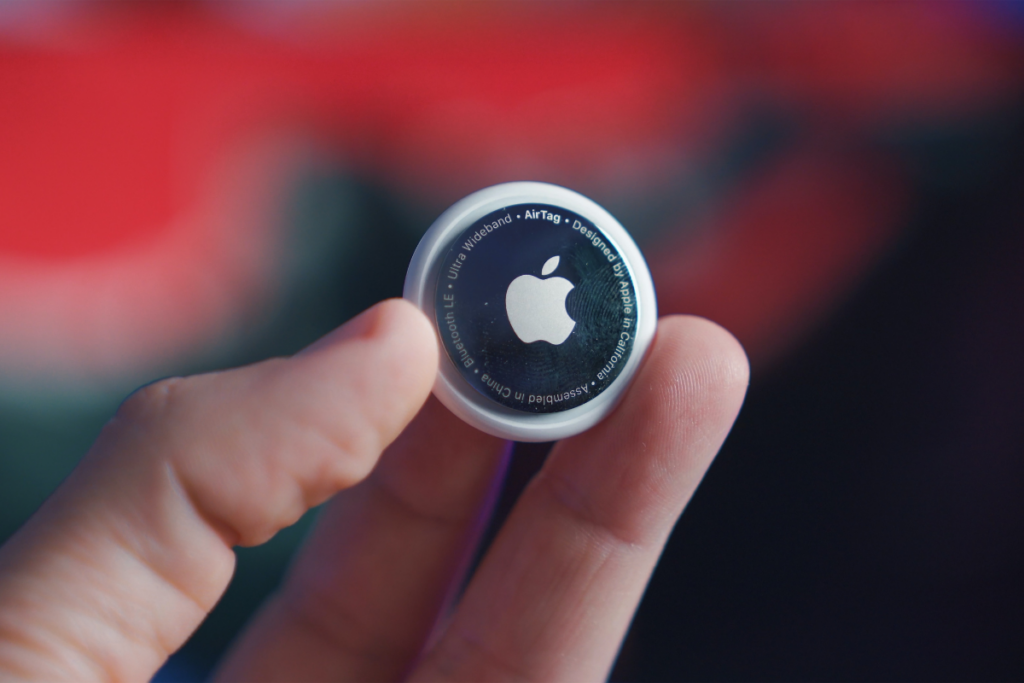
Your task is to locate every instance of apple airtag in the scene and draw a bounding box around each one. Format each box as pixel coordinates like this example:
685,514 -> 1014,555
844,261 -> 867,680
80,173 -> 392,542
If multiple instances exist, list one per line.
404,182 -> 656,442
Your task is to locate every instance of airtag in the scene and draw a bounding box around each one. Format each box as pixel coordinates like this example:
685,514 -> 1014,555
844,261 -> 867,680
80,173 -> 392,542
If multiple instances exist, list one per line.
404,182 -> 657,442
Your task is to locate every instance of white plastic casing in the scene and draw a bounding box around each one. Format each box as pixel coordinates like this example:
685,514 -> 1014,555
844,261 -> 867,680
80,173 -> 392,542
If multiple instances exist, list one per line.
404,182 -> 657,442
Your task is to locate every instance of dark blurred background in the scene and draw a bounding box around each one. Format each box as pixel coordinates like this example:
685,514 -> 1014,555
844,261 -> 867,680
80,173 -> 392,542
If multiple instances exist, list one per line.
2,2 -> 1023,681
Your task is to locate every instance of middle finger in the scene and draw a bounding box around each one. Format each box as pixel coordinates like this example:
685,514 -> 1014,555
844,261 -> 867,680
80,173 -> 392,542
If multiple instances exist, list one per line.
216,397 -> 509,682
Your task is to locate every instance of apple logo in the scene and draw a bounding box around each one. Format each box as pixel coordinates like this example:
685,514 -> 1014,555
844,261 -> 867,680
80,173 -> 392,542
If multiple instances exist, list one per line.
505,255 -> 576,345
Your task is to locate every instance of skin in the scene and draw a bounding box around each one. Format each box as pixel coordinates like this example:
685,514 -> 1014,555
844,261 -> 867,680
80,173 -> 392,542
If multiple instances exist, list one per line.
0,298 -> 748,682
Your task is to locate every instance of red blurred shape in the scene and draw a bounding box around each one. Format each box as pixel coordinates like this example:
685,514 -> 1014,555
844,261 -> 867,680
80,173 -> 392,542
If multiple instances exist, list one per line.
651,147 -> 908,366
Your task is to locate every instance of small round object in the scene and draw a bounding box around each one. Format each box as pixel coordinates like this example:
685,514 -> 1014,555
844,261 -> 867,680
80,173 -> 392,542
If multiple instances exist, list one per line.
404,182 -> 657,442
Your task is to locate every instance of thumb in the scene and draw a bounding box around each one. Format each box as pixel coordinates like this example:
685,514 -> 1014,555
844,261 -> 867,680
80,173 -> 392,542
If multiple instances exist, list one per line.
0,299 -> 437,681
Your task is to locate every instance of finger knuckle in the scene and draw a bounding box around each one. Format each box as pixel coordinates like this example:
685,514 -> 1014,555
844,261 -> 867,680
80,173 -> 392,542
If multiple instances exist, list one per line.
539,469 -> 648,551
422,628 -> 533,682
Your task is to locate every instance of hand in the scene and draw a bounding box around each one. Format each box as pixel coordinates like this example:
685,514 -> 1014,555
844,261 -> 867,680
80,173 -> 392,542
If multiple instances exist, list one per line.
0,299 -> 747,681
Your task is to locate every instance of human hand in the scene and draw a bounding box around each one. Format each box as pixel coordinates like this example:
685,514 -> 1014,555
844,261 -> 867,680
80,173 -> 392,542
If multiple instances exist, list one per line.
0,298 -> 747,681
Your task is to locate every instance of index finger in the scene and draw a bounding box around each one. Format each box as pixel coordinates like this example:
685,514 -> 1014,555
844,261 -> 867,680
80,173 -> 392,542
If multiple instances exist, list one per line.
412,315 -> 750,681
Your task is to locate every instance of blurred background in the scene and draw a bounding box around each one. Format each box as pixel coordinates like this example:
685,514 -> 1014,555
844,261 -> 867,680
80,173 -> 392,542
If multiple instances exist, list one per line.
2,1 -> 1024,680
